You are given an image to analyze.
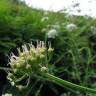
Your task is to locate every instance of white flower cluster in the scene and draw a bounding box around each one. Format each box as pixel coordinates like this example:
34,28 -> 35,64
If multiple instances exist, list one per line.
2,93 -> 12,96
66,23 -> 77,32
7,41 -> 54,87
41,16 -> 48,22
47,29 -> 58,38
41,11 -> 49,22
8,41 -> 53,74
7,41 -> 53,88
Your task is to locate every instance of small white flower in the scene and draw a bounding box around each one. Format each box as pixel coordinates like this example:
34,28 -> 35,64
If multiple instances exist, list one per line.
7,73 -> 12,81
2,93 -> 12,96
41,66 -> 47,72
66,23 -> 77,32
7,73 -> 15,86
47,29 -> 58,38
10,81 -> 15,86
41,16 -> 48,22
16,85 -> 24,90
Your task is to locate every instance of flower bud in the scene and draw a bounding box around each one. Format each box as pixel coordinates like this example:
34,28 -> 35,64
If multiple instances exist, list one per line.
13,69 -> 18,73
39,48 -> 46,54
16,85 -> 24,91
26,64 -> 31,69
41,66 -> 47,72
40,54 -> 45,59
11,81 -> 15,86
31,57 -> 36,62
48,47 -> 54,52
7,73 -> 13,81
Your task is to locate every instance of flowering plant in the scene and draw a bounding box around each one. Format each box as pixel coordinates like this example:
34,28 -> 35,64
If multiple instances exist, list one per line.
1,40 -> 96,95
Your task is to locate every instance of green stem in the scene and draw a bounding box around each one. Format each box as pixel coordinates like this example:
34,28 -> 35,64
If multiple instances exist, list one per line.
0,67 -> 12,71
43,73 -> 96,94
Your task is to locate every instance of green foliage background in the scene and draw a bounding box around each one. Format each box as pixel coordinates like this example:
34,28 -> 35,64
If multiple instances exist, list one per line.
1,0 -> 96,96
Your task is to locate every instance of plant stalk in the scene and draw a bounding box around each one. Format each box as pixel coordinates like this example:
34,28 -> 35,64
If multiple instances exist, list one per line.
42,73 -> 96,94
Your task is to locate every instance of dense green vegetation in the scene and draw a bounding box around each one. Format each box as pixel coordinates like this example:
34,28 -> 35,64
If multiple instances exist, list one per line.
1,0 -> 96,96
